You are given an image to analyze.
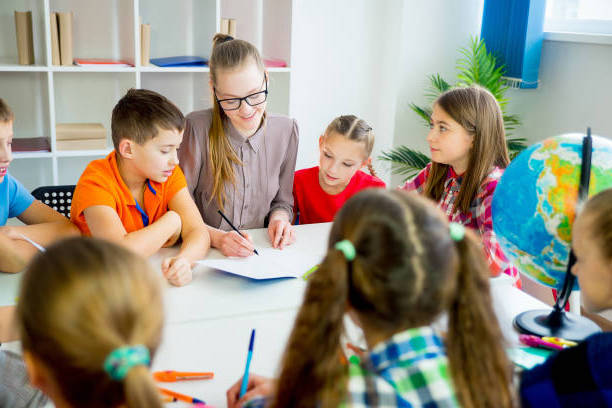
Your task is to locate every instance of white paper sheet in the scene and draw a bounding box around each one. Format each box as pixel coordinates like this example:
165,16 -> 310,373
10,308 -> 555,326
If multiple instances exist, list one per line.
197,247 -> 317,280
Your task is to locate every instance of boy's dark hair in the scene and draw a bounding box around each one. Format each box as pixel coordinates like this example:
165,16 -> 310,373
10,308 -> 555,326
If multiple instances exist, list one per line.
111,89 -> 185,150
0,98 -> 15,123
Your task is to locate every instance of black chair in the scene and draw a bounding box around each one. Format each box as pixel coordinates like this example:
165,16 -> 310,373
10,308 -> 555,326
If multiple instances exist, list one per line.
31,185 -> 76,219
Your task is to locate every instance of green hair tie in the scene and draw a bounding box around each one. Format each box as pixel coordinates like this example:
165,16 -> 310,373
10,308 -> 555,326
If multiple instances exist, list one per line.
103,345 -> 150,381
449,222 -> 465,242
335,239 -> 356,261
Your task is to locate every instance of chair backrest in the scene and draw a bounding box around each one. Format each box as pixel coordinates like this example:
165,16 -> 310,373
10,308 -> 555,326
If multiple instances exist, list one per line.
31,185 -> 76,219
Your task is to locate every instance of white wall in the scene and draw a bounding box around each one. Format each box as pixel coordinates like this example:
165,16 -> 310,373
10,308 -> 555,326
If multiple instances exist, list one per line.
389,0 -> 484,186
507,39 -> 612,144
289,0 -> 405,182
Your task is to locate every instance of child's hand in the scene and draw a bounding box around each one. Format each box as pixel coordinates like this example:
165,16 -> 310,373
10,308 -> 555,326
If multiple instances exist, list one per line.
162,211 -> 182,248
218,231 -> 255,257
226,374 -> 275,408
267,218 -> 295,249
161,256 -> 192,286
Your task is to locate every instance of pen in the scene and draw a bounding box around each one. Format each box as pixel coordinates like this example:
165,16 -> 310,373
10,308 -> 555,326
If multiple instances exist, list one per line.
153,370 -> 214,382
158,387 -> 205,404
519,334 -> 564,351
239,329 -> 256,398
217,210 -> 259,255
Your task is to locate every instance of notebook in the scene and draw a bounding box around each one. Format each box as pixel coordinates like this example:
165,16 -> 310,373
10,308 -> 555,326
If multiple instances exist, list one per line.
150,56 -> 208,67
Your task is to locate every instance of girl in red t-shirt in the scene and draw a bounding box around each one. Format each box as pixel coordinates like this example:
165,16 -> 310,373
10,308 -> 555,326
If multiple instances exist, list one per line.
293,115 -> 385,224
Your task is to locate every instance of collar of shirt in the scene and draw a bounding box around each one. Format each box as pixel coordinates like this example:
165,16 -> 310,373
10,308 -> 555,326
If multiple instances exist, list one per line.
366,326 -> 446,373
225,113 -> 267,153
108,151 -> 158,227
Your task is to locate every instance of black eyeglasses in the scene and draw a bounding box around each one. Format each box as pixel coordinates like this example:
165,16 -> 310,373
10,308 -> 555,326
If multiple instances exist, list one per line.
214,76 -> 268,111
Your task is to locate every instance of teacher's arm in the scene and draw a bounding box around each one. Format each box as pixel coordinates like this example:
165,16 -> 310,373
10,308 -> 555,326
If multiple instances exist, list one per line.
268,119 -> 299,249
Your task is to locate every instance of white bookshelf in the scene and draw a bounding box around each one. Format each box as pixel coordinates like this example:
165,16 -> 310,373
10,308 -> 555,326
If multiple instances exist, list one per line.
0,0 -> 293,190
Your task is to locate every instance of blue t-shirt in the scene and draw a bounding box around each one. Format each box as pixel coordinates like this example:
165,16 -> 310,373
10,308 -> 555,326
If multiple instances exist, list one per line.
0,173 -> 35,226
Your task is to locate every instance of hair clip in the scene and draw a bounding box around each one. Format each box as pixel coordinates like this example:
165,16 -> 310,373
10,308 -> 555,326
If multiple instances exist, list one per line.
449,222 -> 465,242
103,345 -> 150,381
335,239 -> 356,261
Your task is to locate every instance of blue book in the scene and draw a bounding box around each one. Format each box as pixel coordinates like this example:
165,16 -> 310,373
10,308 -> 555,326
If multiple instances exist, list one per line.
150,56 -> 208,67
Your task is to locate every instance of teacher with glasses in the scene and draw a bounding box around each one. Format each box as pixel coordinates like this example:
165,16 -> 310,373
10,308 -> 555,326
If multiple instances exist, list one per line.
179,34 -> 299,258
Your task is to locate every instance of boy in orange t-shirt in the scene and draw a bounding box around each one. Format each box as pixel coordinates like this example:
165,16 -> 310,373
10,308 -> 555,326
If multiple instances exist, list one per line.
71,89 -> 210,286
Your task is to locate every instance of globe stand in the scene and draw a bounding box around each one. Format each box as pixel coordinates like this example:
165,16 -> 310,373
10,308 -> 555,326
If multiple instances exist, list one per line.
514,128 -> 602,343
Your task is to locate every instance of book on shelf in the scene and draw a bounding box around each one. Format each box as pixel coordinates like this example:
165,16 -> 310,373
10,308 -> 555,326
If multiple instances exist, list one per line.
14,11 -> 35,65
220,18 -> 229,35
50,13 -> 61,65
56,123 -> 106,141
73,58 -> 133,67
228,18 -> 236,37
150,56 -> 208,67
57,12 -> 73,66
140,24 -> 151,66
56,139 -> 107,151
263,58 -> 287,68
11,137 -> 50,153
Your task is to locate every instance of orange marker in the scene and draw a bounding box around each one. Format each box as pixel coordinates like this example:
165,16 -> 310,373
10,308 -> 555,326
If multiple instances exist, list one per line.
158,387 -> 205,404
153,370 -> 214,382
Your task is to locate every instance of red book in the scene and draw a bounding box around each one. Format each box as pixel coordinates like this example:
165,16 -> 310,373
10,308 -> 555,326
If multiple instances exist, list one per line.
73,58 -> 133,67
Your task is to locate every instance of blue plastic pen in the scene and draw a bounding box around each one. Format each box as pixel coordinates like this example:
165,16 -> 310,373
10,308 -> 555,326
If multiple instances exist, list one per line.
239,329 -> 256,398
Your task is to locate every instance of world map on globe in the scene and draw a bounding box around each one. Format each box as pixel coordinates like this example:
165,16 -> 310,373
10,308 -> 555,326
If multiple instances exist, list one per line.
492,134 -> 612,289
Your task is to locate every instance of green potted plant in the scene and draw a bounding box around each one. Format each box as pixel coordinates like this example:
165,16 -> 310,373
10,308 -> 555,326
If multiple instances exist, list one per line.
381,37 -> 527,180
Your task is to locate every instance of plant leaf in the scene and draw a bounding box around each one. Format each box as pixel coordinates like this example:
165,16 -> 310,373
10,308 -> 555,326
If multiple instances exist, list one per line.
379,146 -> 430,180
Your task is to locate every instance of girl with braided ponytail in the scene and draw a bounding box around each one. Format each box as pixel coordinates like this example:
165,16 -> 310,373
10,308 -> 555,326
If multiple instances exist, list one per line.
293,115 -> 385,224
16,237 -> 164,408
227,189 -> 514,408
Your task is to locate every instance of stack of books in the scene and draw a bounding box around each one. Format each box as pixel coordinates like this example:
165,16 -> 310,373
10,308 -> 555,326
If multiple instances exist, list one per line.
56,123 -> 107,150
12,137 -> 51,153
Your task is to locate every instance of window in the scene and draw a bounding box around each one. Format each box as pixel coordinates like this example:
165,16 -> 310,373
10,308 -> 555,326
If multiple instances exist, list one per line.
545,0 -> 612,34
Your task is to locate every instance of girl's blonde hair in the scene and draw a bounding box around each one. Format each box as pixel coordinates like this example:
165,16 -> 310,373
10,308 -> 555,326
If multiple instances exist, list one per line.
17,237 -> 164,408
323,115 -> 378,177
581,188 -> 612,259
271,189 -> 513,408
208,33 -> 266,211
425,85 -> 510,214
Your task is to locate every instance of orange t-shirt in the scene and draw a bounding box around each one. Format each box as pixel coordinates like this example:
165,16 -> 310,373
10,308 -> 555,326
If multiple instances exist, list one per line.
71,151 -> 187,235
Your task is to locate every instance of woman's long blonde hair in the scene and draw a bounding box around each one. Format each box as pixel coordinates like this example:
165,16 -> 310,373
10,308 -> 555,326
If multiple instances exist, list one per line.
271,189 -> 514,408
17,237 -> 164,408
425,85 -> 510,214
208,33 -> 266,211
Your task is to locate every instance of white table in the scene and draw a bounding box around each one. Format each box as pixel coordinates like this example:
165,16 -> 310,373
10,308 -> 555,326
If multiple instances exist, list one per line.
1,222 -> 550,408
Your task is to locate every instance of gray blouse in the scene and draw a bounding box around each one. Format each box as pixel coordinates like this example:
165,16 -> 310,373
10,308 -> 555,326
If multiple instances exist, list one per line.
179,109 -> 299,230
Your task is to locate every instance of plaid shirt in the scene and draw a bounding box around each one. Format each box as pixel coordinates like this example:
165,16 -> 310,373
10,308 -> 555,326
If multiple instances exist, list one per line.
345,326 -> 458,407
400,163 -> 520,287
243,327 -> 457,408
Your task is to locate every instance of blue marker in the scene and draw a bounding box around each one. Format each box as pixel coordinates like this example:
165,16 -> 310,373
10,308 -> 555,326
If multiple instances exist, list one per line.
239,329 -> 256,398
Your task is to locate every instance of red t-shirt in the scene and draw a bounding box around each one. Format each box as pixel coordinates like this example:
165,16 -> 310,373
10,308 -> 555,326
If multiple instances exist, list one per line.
293,166 -> 386,224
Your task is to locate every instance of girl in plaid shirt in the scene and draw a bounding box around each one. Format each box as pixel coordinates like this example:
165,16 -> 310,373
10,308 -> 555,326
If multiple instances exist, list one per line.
400,86 -> 520,287
227,189 -> 514,408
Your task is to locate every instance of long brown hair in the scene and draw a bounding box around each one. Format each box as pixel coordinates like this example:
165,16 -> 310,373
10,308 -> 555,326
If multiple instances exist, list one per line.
324,115 -> 379,177
581,188 -> 612,259
425,85 -> 510,214
17,237 -> 164,408
271,189 -> 513,408
208,33 -> 265,210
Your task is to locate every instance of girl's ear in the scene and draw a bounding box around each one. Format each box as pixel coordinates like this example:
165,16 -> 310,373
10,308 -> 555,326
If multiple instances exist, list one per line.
118,139 -> 134,159
208,78 -> 214,95
318,134 -> 325,150
360,157 -> 372,169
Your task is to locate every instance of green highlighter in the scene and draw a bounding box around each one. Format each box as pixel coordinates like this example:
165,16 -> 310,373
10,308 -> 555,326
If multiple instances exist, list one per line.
302,264 -> 319,281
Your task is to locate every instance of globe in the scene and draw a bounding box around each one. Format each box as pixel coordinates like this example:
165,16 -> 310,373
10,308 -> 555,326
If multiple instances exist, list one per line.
492,133 -> 612,290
